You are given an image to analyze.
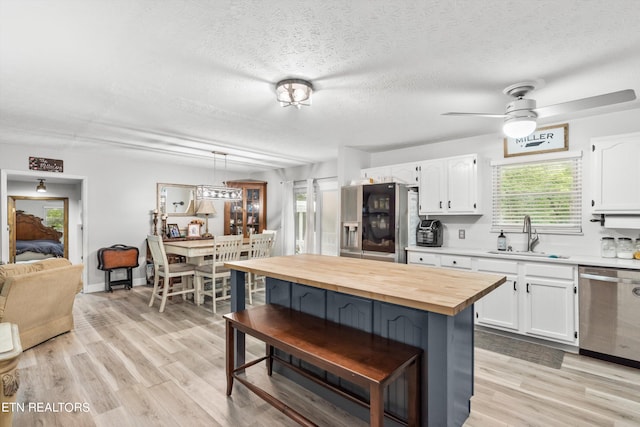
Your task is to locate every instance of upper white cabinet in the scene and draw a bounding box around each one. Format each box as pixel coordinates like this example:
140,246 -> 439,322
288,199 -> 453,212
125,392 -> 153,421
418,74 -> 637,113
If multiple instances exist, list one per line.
591,132 -> 640,213
418,154 -> 479,215
361,166 -> 391,182
389,162 -> 420,185
417,159 -> 446,214
361,162 -> 419,185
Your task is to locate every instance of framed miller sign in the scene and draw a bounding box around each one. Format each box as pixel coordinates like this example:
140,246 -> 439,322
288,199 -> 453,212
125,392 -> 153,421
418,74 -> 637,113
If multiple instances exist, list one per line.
503,123 -> 568,158
29,157 -> 64,172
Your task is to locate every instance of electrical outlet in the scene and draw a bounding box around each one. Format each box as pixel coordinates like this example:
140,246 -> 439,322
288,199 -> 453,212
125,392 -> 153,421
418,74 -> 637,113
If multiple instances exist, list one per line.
458,229 -> 465,239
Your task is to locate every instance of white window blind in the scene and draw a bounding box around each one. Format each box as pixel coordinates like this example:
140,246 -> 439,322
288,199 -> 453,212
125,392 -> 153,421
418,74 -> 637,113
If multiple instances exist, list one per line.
492,153 -> 582,234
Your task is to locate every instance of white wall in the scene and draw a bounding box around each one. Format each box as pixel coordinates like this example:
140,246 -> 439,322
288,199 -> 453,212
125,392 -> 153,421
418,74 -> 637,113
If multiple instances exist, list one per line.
369,108 -> 640,257
0,143 -> 245,289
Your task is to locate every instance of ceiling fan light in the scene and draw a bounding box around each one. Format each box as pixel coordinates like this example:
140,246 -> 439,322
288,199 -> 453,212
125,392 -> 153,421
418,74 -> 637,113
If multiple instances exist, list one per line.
503,116 -> 537,139
275,79 -> 313,108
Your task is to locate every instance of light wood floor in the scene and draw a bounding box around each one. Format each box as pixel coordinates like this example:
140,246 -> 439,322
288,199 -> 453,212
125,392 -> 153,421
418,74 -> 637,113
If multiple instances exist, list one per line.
11,286 -> 640,427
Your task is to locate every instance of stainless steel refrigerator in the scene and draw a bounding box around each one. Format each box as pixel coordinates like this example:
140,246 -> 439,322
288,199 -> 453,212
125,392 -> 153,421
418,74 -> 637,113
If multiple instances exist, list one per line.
340,183 -> 415,263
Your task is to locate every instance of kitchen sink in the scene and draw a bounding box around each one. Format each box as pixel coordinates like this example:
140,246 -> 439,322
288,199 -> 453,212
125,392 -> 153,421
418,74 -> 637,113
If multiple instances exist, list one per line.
487,250 -> 569,259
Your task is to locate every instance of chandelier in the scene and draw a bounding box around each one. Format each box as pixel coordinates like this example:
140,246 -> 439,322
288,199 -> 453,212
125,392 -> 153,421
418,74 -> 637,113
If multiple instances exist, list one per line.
275,79 -> 313,109
196,152 -> 242,200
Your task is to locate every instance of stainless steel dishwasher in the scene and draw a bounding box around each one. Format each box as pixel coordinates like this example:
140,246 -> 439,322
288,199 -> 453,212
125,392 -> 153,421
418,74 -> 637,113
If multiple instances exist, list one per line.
579,266 -> 640,368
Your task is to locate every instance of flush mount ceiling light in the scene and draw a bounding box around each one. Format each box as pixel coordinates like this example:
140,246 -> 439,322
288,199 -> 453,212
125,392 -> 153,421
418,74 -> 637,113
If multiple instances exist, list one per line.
275,79 -> 313,109
36,179 -> 47,193
196,152 -> 243,201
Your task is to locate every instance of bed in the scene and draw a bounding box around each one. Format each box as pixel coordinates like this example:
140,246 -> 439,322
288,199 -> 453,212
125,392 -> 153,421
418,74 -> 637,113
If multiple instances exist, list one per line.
14,210 -> 65,261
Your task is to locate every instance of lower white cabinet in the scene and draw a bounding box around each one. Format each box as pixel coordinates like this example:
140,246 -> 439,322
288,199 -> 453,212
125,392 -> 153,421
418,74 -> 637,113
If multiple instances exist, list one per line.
407,250 -> 578,345
475,259 -> 519,331
522,264 -> 577,343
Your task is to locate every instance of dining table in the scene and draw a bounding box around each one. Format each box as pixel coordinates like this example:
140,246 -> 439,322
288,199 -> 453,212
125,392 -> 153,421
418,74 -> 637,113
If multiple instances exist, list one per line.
162,237 -> 251,305
162,237 -> 251,265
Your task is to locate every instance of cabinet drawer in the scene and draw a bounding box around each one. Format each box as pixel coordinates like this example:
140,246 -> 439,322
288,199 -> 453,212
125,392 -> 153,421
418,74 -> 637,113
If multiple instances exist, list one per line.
407,252 -> 438,266
525,262 -> 575,280
477,258 -> 518,274
440,255 -> 472,270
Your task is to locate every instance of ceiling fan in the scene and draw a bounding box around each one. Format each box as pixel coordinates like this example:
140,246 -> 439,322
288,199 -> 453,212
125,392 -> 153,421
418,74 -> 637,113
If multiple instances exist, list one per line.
443,82 -> 636,138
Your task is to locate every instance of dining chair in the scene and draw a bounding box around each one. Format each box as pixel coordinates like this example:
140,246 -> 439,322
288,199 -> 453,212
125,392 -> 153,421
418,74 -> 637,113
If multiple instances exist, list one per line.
247,232 -> 276,304
147,235 -> 197,313
261,229 -> 278,254
194,234 -> 243,314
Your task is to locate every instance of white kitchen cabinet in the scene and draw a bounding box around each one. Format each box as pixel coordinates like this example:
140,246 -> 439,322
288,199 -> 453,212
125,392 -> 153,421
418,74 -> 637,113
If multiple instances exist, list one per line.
361,162 -> 420,185
418,159 -> 446,214
406,250 -> 578,346
591,132 -> 640,213
475,259 -> 519,331
522,263 -> 577,343
440,254 -> 472,270
418,154 -> 479,215
406,251 -> 438,266
361,166 -> 391,182
389,162 -> 420,185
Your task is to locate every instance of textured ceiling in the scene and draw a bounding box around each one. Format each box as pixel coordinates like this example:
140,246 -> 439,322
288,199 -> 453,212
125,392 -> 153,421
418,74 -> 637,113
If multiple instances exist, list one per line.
1,0 -> 639,172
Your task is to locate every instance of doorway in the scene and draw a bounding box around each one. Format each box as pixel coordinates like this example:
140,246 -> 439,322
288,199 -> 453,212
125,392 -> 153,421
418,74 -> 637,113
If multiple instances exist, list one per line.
1,169 -> 88,292
8,196 -> 69,263
293,178 -> 338,255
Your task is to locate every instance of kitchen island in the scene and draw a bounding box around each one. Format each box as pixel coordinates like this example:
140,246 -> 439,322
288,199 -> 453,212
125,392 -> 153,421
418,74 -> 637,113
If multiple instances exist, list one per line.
226,254 -> 505,426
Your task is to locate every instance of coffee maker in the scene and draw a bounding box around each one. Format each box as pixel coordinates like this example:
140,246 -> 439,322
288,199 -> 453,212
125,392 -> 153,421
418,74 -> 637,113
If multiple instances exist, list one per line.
416,219 -> 443,247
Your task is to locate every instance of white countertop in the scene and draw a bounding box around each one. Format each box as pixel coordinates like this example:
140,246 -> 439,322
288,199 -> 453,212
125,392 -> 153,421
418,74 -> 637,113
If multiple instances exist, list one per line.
406,246 -> 640,270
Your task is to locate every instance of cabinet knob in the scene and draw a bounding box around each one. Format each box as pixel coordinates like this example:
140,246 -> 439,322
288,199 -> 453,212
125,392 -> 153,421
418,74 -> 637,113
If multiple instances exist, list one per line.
419,257 -> 423,261
452,260 -> 457,265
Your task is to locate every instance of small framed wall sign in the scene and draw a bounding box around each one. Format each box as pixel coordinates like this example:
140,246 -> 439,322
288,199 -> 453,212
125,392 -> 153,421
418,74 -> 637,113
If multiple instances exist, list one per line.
504,123 -> 568,157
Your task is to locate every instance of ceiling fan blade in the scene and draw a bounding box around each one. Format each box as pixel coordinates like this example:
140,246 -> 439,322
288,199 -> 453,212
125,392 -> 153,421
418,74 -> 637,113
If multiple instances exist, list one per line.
442,112 -> 506,118
535,89 -> 636,118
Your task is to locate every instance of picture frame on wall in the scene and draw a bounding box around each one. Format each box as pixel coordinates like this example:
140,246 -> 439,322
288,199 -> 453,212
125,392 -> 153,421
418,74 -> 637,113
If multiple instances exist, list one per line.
167,223 -> 180,238
187,223 -> 200,238
504,123 -> 568,157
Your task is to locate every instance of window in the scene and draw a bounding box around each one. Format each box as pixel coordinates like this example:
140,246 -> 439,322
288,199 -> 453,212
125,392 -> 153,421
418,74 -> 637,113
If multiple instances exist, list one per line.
492,152 -> 582,234
44,206 -> 64,232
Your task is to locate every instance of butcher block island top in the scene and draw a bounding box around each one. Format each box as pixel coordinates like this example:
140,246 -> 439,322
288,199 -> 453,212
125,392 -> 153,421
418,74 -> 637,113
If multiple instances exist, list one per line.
225,254 -> 505,316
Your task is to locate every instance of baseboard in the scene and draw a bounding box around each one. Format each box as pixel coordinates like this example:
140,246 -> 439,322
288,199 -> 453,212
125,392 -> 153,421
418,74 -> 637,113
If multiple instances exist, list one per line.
84,277 -> 148,293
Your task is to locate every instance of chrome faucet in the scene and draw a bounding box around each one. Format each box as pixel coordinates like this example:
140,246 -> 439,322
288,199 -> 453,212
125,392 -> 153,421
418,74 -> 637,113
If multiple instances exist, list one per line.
523,215 -> 539,252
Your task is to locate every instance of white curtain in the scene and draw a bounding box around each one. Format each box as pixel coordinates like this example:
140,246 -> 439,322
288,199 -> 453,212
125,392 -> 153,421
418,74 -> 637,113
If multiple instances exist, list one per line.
304,178 -> 316,254
280,180 -> 296,255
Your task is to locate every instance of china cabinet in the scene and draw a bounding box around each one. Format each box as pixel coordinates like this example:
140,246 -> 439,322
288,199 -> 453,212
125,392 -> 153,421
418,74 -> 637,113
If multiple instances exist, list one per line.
224,181 -> 267,237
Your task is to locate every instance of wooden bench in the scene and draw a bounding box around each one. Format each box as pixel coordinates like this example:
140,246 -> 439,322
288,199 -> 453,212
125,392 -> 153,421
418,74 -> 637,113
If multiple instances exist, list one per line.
224,304 -> 422,427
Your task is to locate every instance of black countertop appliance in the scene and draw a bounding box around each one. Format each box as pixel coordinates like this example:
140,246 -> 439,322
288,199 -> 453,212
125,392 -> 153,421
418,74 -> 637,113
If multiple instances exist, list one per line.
416,219 -> 443,247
